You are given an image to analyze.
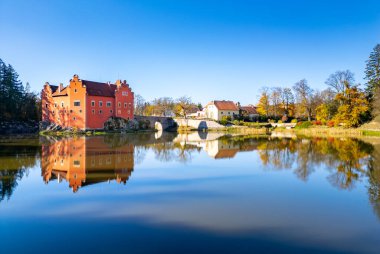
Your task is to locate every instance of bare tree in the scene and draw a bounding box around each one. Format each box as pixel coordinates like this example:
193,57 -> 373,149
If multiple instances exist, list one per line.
175,96 -> 194,118
152,97 -> 174,116
270,87 -> 282,118
134,94 -> 146,115
325,70 -> 355,94
280,87 -> 294,116
293,79 -> 314,121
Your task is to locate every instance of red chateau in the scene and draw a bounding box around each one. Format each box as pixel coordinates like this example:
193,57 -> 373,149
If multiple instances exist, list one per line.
42,74 -> 134,130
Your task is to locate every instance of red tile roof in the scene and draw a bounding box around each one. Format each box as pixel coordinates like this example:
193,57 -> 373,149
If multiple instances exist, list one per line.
82,80 -> 117,97
241,105 -> 258,114
214,149 -> 238,159
210,100 -> 239,111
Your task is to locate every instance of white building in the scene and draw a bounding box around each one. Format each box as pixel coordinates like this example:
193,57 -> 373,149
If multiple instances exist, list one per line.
204,100 -> 239,121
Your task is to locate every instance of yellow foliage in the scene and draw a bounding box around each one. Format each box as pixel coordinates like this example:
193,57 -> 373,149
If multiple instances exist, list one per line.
316,104 -> 329,121
333,87 -> 369,127
257,94 -> 269,116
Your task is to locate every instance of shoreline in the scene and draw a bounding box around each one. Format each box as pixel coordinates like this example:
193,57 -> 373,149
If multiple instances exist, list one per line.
3,121 -> 380,138
272,126 -> 380,138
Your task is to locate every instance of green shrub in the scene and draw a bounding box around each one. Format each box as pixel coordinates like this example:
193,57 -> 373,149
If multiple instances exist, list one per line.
291,119 -> 298,123
277,120 -> 283,124
295,121 -> 312,129
219,116 -> 230,125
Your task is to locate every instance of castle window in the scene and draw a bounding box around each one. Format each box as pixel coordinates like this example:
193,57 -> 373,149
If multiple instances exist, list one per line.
106,101 -> 111,107
54,103 -> 57,108
92,109 -> 95,114
73,117 -> 76,120
91,101 -> 95,107
79,110 -> 82,113
99,101 -> 103,107
74,89 -> 77,93
61,102 -> 64,107
99,110 -> 102,114
118,102 -> 121,108
73,160 -> 80,167
110,110 -> 113,113
124,102 -> 127,108
122,91 -> 128,96
74,100 -> 80,106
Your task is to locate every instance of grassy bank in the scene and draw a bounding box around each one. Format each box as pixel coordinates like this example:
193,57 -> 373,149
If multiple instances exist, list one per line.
273,126 -> 380,138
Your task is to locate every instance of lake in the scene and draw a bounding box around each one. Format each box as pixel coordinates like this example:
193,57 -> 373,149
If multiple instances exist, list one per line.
1,132 -> 380,253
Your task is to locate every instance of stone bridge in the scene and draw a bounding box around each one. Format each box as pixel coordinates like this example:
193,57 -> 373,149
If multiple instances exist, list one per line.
134,115 -> 177,131
134,116 -> 226,131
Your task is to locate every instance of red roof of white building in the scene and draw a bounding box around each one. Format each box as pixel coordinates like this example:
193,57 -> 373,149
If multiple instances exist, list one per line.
208,100 -> 239,111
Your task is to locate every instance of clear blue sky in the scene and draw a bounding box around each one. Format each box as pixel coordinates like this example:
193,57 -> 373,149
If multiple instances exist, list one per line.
1,0 -> 379,105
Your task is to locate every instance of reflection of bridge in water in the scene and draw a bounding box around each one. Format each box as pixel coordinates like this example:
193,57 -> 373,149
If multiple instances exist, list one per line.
173,132 -> 259,159
40,132 -> 261,192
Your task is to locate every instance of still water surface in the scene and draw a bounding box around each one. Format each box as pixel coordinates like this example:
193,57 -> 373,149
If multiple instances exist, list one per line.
1,132 -> 380,253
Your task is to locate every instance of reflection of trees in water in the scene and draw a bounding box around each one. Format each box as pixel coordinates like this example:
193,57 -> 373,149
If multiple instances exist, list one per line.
142,142 -> 200,163
0,145 -> 40,202
134,146 -> 147,165
367,144 -> 380,220
4,134 -> 380,222
257,137 -> 372,187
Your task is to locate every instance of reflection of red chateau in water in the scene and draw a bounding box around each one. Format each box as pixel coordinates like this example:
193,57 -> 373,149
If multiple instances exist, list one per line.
41,137 -> 134,192
41,74 -> 134,130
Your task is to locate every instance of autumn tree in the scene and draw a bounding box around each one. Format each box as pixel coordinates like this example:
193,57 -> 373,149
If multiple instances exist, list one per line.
256,87 -> 270,117
334,82 -> 369,127
149,97 -> 174,116
174,96 -> 195,118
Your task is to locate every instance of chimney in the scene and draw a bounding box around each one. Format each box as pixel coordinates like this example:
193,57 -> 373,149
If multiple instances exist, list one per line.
58,83 -> 63,93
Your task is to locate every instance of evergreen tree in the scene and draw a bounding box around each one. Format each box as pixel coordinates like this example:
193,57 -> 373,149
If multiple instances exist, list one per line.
365,44 -> 380,100
0,58 -> 40,121
0,59 -> 6,119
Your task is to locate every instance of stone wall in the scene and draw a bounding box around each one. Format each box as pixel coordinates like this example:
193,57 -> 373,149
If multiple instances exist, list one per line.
174,118 -> 225,130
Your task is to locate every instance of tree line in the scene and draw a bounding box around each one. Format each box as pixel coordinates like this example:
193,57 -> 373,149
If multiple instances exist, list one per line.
134,95 -> 202,118
256,44 -> 380,127
0,58 -> 41,122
